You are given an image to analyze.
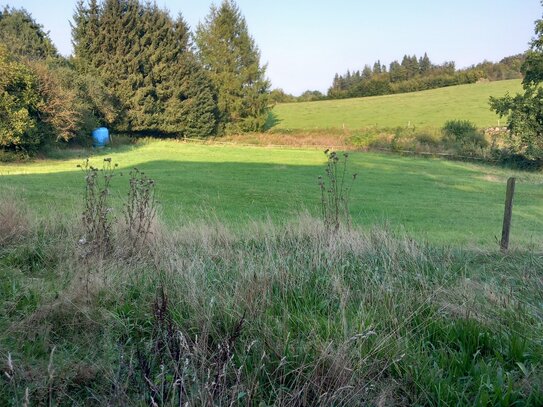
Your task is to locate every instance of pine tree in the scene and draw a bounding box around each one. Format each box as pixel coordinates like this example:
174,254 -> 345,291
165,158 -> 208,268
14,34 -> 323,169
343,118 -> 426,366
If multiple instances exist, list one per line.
72,0 -> 218,136
71,0 -> 100,71
361,65 -> 373,79
409,55 -> 420,78
400,54 -> 419,79
195,0 -> 270,134
389,60 -> 402,82
373,60 -> 382,74
176,57 -> 218,138
419,52 -> 431,73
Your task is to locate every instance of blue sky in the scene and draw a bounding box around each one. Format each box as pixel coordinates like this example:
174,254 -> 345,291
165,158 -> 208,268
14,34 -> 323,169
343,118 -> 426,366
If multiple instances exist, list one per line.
3,0 -> 541,95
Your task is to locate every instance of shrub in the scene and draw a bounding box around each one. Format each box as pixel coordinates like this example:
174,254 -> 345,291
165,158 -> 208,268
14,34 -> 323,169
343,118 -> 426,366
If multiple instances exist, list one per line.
442,120 -> 488,151
30,61 -> 120,146
415,131 -> 440,147
491,148 -> 543,170
0,45 -> 43,152
29,61 -> 83,143
0,43 -> 119,154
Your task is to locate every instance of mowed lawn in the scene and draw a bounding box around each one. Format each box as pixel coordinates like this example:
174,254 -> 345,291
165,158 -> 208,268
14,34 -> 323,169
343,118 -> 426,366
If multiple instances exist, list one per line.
273,79 -> 522,130
1,140 -> 542,247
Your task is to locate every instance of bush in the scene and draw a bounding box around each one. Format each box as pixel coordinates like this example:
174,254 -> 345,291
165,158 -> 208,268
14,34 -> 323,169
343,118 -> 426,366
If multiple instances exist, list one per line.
0,45 -> 119,153
415,131 -> 441,147
29,61 -> 83,143
0,46 -> 43,152
491,148 -> 543,170
442,120 -> 488,152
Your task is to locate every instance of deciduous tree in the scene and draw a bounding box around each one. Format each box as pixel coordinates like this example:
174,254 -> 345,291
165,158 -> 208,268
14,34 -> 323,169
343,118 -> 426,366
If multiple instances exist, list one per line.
490,4 -> 543,160
0,6 -> 58,60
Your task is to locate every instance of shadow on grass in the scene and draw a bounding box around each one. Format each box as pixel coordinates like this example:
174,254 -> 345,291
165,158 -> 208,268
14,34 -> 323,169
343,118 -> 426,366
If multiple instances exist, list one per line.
30,139 -> 149,163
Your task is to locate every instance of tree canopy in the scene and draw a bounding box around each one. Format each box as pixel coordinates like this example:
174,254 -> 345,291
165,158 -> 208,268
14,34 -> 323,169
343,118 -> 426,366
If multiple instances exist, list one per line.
0,6 -> 58,60
72,0 -> 218,136
0,8 -> 113,152
195,0 -> 270,134
490,4 -> 543,160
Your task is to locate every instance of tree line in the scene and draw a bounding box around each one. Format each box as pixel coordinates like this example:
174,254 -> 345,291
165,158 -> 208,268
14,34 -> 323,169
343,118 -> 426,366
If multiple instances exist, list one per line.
0,0 -> 270,154
327,53 -> 524,100
269,53 -> 524,104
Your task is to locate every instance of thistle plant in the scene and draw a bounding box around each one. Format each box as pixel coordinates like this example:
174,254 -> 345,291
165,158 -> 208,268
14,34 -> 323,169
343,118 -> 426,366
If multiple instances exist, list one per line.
123,167 -> 157,256
78,157 -> 117,258
318,149 -> 357,232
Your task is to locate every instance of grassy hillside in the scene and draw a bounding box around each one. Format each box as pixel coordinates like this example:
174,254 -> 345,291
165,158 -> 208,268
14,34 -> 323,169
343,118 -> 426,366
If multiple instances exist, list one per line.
273,79 -> 522,130
1,140 -> 542,247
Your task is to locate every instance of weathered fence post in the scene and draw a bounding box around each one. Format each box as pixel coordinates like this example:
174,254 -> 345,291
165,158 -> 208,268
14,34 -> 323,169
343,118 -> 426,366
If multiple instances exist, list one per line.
500,177 -> 516,252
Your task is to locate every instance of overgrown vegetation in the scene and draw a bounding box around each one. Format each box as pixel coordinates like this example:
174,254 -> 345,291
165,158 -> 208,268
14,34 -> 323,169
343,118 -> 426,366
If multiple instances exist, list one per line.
441,120 -> 488,153
79,158 -> 116,258
0,5 -> 123,153
1,184 -> 542,404
123,167 -> 158,256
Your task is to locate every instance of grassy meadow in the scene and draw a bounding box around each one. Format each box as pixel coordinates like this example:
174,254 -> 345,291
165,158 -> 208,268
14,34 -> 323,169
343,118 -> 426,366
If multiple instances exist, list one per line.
2,0 -> 542,403
1,140 -> 542,247
273,79 -> 522,130
2,140 -> 543,405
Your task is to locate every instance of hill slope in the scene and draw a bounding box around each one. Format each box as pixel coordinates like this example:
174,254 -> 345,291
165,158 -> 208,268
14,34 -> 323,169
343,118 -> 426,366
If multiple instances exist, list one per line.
273,79 -> 522,130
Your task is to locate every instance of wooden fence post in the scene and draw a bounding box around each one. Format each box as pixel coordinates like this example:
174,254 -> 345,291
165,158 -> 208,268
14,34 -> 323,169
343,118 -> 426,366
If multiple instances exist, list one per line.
500,177 -> 516,252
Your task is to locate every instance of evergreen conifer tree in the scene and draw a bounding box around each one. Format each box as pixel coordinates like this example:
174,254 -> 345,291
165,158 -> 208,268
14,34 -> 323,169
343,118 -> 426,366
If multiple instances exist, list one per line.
72,0 -> 218,136
362,65 -> 373,79
373,60 -> 382,74
419,52 -> 431,73
195,0 -> 270,134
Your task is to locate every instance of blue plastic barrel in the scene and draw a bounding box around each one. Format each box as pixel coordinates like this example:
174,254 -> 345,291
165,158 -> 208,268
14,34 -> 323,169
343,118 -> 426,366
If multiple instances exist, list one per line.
92,127 -> 110,147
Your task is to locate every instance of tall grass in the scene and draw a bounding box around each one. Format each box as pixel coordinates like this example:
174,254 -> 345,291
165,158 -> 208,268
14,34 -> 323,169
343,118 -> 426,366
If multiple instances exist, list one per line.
1,194 -> 542,405
0,194 -> 31,246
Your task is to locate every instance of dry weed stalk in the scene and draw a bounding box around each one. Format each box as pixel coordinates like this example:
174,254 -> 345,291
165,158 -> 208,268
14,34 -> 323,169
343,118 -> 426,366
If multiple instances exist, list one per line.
318,149 -> 357,232
77,158 -> 117,298
78,158 -> 117,258
127,285 -> 248,406
123,167 -> 157,257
